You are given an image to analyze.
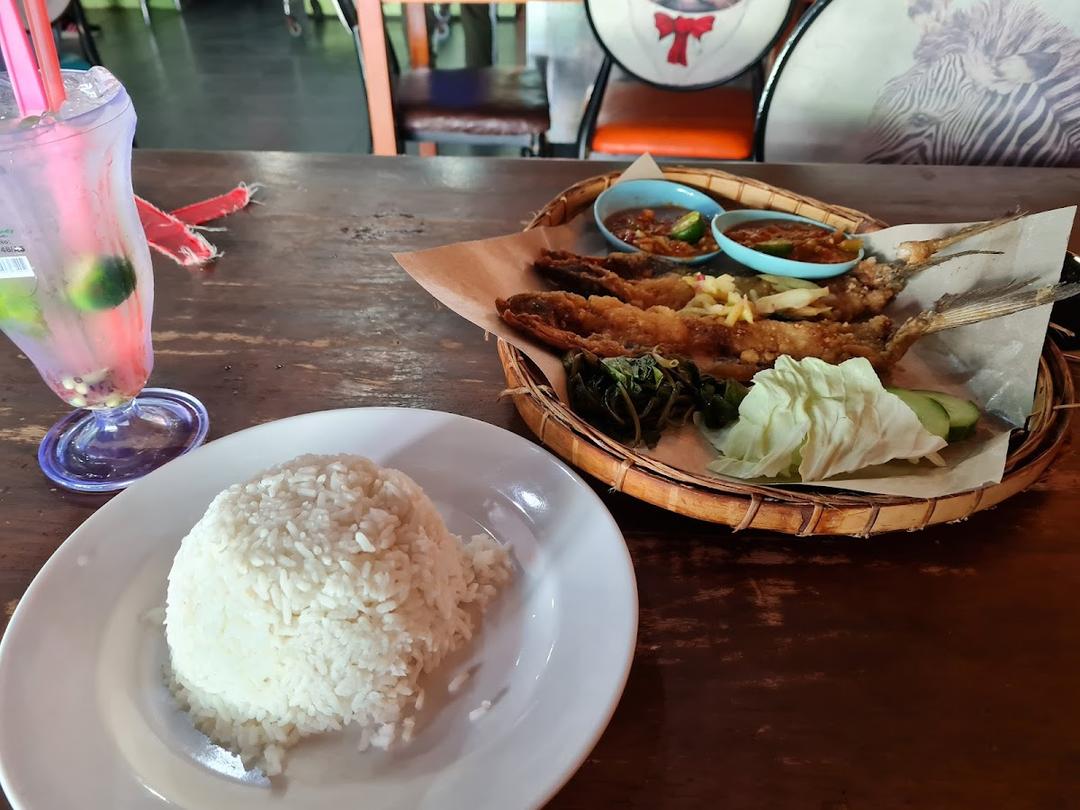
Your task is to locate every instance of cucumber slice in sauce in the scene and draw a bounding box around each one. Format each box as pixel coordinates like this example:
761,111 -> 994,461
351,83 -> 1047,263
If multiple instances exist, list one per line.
886,387 -> 951,441
753,239 -> 794,257
909,390 -> 981,441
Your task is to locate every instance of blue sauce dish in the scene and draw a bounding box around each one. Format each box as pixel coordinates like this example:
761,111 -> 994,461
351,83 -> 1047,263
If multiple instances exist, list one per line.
593,179 -> 725,266
711,210 -> 864,279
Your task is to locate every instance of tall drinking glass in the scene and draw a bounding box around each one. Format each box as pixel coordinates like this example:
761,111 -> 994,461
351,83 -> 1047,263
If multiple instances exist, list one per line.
0,68 -> 208,493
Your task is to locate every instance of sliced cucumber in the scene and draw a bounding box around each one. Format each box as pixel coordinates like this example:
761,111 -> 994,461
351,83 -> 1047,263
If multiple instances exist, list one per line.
753,239 -> 794,257
909,389 -> 981,441
886,387 -> 951,441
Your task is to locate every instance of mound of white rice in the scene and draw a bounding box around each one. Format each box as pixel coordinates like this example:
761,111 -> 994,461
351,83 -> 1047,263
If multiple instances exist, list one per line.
165,454 -> 510,775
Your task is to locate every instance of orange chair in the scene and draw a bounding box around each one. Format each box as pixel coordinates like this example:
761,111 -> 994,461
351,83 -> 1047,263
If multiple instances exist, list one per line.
582,59 -> 757,160
577,0 -> 798,160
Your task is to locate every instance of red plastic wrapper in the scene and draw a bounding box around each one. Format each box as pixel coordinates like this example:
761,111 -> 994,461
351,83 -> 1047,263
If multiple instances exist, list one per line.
170,183 -> 260,226
136,183 -> 259,267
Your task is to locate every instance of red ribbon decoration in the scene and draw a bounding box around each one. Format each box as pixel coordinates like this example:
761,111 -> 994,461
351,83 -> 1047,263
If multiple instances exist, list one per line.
654,12 -> 715,66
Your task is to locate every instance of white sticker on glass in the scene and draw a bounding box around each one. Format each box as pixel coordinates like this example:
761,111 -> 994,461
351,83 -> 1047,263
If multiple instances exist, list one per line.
0,256 -> 35,279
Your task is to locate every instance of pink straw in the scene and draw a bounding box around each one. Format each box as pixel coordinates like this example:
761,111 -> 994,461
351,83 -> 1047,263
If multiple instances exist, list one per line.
0,0 -> 47,116
23,0 -> 65,111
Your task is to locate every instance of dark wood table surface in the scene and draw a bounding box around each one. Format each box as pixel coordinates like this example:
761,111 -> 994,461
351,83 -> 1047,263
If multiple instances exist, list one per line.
2,153 -> 1080,809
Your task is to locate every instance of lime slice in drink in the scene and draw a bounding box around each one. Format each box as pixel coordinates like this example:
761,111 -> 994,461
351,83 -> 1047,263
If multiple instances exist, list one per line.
670,211 -> 705,243
0,289 -> 44,333
67,256 -> 137,312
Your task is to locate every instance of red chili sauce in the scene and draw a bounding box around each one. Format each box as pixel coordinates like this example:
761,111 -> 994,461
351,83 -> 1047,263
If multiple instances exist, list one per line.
723,219 -> 861,264
603,206 -> 719,258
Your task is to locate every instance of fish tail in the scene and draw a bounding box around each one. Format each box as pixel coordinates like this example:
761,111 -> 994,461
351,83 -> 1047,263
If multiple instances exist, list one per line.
922,278 -> 1080,333
885,277 -> 1080,364
897,212 -> 1026,265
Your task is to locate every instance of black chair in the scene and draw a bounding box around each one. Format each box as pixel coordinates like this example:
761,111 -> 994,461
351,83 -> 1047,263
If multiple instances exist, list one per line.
46,0 -> 101,67
575,0 -> 796,160
67,0 -> 101,66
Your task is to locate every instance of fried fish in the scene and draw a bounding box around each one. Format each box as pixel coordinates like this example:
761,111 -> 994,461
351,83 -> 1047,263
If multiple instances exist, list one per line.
497,277 -> 1078,380
532,215 -> 1022,322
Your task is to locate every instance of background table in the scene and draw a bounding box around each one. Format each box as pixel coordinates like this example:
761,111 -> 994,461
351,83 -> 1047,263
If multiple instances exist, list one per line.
2,154 -> 1079,808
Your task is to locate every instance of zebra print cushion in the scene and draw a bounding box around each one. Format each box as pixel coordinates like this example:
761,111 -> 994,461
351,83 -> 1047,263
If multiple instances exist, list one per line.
761,0 -> 1080,167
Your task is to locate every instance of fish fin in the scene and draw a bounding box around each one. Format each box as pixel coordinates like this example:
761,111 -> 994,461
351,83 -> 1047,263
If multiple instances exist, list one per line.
900,248 -> 1003,275
883,248 -> 1006,290
897,212 -> 1026,265
599,251 -> 678,279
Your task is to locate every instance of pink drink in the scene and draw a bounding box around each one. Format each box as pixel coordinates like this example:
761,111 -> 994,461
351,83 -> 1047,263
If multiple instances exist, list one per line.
1,69 -> 206,493
0,68 -> 152,410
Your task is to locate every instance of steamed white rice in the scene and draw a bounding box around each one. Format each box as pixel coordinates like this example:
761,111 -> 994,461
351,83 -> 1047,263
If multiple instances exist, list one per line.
165,453 -> 511,775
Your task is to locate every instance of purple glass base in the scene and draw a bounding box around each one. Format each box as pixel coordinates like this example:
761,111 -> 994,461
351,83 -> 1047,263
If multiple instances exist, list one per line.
38,388 -> 209,494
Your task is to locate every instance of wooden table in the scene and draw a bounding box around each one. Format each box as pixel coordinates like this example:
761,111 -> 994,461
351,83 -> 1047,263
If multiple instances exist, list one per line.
2,153 -> 1080,808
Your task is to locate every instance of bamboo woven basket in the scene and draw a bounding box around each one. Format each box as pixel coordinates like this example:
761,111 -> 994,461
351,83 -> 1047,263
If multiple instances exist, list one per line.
497,166 -> 1075,536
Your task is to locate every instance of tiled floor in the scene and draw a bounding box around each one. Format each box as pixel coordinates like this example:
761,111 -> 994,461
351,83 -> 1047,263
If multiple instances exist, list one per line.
82,0 -> 520,153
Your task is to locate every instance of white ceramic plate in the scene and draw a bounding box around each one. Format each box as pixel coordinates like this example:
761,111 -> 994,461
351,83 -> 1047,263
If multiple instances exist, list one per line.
0,408 -> 637,810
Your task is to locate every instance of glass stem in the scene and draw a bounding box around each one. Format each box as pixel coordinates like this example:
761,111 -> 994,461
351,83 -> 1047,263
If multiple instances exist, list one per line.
91,397 -> 141,435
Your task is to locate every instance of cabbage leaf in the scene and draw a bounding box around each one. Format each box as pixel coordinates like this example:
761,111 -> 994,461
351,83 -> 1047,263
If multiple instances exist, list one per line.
700,356 -> 946,481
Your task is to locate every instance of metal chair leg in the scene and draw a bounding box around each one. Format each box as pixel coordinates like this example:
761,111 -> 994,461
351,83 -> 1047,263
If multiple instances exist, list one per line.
70,0 -> 103,67
140,0 -> 151,26
330,0 -> 356,32
575,53 -> 614,159
524,132 -> 549,158
284,0 -> 302,36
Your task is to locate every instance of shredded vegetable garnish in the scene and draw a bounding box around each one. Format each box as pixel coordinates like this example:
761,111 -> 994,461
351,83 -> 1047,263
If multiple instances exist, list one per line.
678,273 -> 834,321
